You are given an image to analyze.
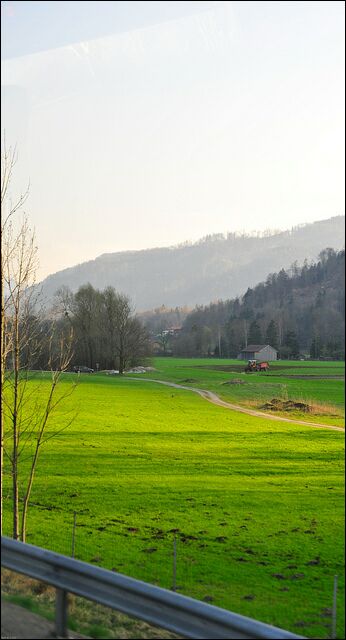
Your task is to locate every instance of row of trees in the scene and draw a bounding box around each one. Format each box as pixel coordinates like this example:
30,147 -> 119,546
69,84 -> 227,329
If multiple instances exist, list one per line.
53,284 -> 151,373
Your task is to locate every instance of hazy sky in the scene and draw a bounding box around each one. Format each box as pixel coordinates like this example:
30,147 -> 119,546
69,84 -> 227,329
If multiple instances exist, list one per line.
2,1 -> 345,280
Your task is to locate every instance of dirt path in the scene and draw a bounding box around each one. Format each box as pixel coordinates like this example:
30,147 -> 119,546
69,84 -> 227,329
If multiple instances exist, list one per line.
1,600 -> 88,639
128,378 -> 345,432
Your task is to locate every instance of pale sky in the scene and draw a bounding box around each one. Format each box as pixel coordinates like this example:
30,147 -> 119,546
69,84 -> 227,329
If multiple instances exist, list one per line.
1,1 -> 345,281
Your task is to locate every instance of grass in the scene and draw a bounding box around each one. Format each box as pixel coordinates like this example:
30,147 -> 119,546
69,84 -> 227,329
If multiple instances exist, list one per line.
136,357 -> 345,426
2,359 -> 345,638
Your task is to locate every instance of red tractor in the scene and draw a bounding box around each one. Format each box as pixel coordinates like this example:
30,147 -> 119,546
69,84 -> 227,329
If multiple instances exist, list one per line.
245,359 -> 269,373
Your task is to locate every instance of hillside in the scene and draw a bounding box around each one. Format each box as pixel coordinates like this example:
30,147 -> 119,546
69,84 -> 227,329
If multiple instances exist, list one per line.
40,216 -> 345,311
164,248 -> 345,358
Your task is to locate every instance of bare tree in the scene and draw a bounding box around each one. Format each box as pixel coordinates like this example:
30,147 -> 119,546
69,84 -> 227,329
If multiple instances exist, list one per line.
1,140 -> 76,541
104,290 -> 150,373
3,219 -> 39,539
19,328 -> 74,542
1,142 -> 30,536
54,284 -> 151,372
101,286 -> 118,369
70,284 -> 102,368
155,328 -> 171,355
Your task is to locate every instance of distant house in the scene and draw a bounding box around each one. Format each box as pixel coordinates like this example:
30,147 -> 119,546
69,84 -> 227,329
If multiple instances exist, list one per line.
237,344 -> 278,361
161,326 -> 182,336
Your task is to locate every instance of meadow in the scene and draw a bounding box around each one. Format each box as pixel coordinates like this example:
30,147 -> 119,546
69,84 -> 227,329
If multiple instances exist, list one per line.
2,358 -> 345,638
138,358 -> 345,426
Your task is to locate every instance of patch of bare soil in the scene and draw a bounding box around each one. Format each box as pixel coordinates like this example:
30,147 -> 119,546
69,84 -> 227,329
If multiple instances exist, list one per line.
261,398 -> 311,412
196,365 -> 245,372
195,365 -> 344,379
1,600 -> 88,639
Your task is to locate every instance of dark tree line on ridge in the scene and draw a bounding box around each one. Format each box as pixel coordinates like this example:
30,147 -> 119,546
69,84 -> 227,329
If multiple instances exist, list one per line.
144,249 -> 345,360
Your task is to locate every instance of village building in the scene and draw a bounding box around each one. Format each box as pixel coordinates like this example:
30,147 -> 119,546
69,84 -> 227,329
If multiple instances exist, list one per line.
237,344 -> 278,361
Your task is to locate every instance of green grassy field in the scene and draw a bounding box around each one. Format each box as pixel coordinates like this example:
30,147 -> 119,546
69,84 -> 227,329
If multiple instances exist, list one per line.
137,358 -> 345,426
2,359 -> 345,638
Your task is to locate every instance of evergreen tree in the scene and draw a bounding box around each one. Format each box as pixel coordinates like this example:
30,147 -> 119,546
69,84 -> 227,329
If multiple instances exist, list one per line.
284,330 -> 300,358
265,320 -> 278,348
315,289 -> 326,307
248,320 -> 262,344
225,326 -> 239,357
310,336 -> 323,359
325,340 -> 343,360
214,335 -> 228,358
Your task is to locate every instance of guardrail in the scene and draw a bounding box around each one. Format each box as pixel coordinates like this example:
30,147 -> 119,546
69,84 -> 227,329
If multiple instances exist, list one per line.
1,536 -> 305,639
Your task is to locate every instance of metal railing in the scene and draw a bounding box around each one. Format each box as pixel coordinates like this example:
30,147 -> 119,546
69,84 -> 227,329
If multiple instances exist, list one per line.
1,536 -> 305,639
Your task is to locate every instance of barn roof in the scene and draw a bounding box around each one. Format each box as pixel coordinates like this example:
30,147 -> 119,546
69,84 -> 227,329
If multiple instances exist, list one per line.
241,344 -> 277,352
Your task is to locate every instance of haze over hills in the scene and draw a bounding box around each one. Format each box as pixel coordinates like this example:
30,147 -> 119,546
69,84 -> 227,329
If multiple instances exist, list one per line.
40,216 -> 345,311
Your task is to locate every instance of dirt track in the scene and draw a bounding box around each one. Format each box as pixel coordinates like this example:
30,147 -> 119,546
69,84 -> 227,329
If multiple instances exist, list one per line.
1,600 -> 88,639
129,378 -> 345,432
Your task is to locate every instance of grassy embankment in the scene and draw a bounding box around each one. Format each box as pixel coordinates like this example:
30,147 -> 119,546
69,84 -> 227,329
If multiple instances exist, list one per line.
2,360 -> 345,638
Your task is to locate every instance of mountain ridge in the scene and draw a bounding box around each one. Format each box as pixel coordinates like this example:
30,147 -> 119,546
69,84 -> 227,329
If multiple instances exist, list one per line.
40,215 -> 345,311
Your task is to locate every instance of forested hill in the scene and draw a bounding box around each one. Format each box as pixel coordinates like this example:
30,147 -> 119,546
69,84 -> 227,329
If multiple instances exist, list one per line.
162,248 -> 345,359
40,216 -> 344,311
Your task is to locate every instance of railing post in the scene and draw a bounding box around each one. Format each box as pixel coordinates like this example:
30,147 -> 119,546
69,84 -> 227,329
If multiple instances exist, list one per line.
71,511 -> 77,558
331,574 -> 338,639
172,534 -> 177,592
55,588 -> 68,638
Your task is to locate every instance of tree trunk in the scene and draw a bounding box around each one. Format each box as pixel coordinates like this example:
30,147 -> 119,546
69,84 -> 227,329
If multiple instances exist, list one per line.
21,454 -> 37,542
12,313 -> 20,540
118,336 -> 125,374
0,400 -> 3,536
12,465 -> 19,540
20,376 -> 59,542
0,285 -> 4,536
12,397 -> 20,540
243,320 -> 248,347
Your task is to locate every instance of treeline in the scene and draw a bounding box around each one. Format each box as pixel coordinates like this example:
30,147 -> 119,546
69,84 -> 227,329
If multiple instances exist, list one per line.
18,284 -> 152,373
147,249 -> 345,360
37,284 -> 151,372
